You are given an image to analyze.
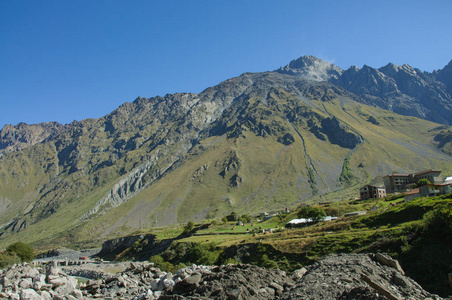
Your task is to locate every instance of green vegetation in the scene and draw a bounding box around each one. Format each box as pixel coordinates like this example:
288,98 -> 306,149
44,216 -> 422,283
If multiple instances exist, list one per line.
297,205 -> 326,222
183,220 -> 195,234
0,242 -> 34,268
0,251 -> 21,268
417,178 -> 431,186
110,194 -> 452,296
6,242 -> 34,263
339,155 -> 356,186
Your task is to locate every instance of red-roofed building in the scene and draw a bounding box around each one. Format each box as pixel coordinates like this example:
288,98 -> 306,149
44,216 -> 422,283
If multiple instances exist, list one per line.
404,188 -> 420,201
383,170 -> 442,193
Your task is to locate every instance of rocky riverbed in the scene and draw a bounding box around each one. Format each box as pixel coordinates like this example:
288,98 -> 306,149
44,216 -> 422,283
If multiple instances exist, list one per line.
0,253 -> 445,299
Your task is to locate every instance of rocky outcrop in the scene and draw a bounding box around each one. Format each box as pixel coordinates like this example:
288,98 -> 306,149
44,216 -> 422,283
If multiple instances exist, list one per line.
282,253 -> 437,300
0,262 -> 82,300
80,158 -> 160,220
435,59 -> 452,95
0,122 -> 63,157
332,62 -> 452,125
277,55 -> 343,81
276,55 -> 452,125
0,253 -> 442,299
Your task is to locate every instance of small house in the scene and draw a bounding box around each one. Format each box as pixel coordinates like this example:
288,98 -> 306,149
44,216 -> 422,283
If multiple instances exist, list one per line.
404,188 -> 420,201
359,184 -> 386,200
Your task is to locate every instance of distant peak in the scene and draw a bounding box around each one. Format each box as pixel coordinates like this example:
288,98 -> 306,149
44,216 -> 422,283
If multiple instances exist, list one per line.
276,55 -> 343,81
381,62 -> 399,70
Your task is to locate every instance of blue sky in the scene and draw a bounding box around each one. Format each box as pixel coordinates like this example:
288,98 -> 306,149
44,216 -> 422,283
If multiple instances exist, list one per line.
1,0 -> 451,129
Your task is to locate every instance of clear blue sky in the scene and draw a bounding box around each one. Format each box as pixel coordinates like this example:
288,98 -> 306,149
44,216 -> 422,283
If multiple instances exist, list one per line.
1,0 -> 451,129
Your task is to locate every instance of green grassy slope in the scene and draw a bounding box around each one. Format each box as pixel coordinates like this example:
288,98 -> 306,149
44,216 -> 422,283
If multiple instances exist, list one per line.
78,88 -> 452,244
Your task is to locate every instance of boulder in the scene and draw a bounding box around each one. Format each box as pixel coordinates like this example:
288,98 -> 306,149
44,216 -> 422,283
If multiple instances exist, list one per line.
292,267 -> 307,280
20,289 -> 43,300
373,253 -> 405,275
18,278 -> 33,289
172,274 -> 202,293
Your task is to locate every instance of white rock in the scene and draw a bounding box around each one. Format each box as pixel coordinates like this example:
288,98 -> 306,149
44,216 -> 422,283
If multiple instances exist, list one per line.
38,290 -> 52,300
20,289 -> 43,300
48,277 -> 68,287
19,278 -> 33,289
33,274 -> 46,285
150,278 -> 159,290
33,281 -> 43,291
163,278 -> 175,289
71,289 -> 84,299
24,268 -> 40,279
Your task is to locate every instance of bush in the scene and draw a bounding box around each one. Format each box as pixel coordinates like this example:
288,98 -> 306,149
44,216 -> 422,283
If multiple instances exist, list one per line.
297,205 -> 326,222
241,214 -> 252,223
417,178 -> 431,187
0,252 -> 20,268
149,255 -> 185,273
183,220 -> 195,234
422,203 -> 452,236
6,242 -> 34,263
186,243 -> 221,266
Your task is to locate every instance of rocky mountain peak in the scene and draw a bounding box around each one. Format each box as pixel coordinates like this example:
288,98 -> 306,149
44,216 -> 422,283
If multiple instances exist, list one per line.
330,59 -> 452,125
436,59 -> 452,94
276,55 -> 343,81
0,121 -> 63,157
348,65 -> 360,72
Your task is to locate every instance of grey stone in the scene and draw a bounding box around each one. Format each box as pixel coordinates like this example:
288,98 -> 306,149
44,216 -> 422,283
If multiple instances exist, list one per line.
23,269 -> 40,279
38,290 -> 52,300
292,267 -> 308,279
19,289 -> 43,300
374,253 -> 405,275
18,278 -> 33,289
9,292 -> 20,300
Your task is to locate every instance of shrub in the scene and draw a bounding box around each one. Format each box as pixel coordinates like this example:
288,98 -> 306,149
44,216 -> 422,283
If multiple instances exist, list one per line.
6,242 -> 34,263
222,257 -> 239,265
186,243 -> 221,266
297,205 -> 326,222
149,255 -> 178,273
417,178 -> 431,187
0,252 -> 20,269
422,204 -> 452,236
241,214 -> 252,223
183,220 -> 195,233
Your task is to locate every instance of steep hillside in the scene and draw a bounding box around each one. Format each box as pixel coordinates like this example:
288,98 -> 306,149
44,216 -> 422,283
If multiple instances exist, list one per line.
0,59 -> 452,248
0,122 -> 63,157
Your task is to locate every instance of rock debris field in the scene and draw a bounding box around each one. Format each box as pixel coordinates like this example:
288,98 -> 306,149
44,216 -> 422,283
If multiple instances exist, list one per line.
0,253 -> 445,299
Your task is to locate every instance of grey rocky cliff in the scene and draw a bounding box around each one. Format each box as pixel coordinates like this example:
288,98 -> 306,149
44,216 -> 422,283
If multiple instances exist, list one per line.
0,122 -> 63,157
276,55 -> 452,125
331,61 -> 452,125
435,59 -> 452,95
277,55 -> 343,81
78,74 -> 256,220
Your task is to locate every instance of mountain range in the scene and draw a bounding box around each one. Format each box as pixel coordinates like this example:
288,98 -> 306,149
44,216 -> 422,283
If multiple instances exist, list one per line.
0,55 -> 452,248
